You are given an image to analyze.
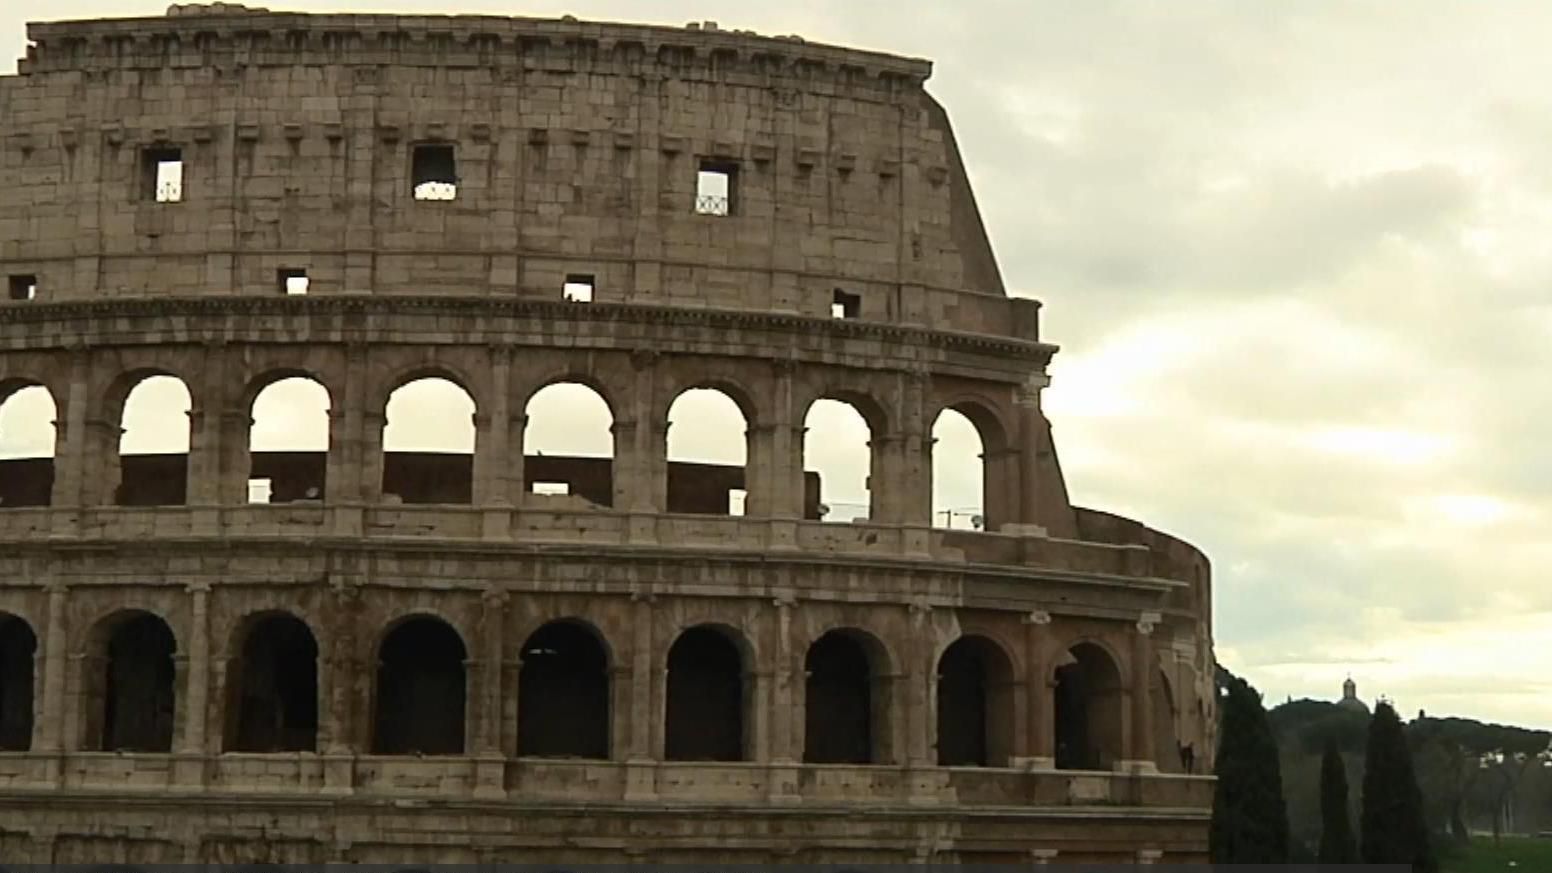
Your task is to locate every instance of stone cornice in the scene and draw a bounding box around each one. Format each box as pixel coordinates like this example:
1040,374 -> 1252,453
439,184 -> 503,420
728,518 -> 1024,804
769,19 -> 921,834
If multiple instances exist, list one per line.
20,11 -> 933,99
6,531 -> 1184,614
0,295 -> 1059,367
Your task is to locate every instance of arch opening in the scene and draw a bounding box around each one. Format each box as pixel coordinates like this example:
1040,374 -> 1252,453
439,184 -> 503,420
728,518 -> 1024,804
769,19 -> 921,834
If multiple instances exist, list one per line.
117,375 -> 192,507
936,635 -> 1015,767
226,613 -> 319,752
0,613 -> 37,750
803,398 -> 873,523
95,612 -> 177,752
665,625 -> 747,761
931,408 -> 986,531
803,629 -> 889,764
523,383 -> 614,508
382,377 -> 475,505
248,377 -> 331,504
517,621 -> 609,759
665,389 -> 749,515
0,384 -> 57,508
1054,643 -> 1124,771
1155,670 -> 1187,774
372,617 -> 466,755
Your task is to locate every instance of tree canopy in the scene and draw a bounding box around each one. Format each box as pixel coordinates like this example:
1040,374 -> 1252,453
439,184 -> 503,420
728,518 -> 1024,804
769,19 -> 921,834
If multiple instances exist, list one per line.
1210,674 -> 1290,863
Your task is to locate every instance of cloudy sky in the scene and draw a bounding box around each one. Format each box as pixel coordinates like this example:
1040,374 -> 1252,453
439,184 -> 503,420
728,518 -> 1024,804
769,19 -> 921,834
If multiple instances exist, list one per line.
4,1 -> 1552,728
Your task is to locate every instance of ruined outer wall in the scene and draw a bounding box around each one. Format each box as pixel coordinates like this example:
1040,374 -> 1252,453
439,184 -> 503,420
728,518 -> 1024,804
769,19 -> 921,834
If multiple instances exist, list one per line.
0,8 -> 1034,337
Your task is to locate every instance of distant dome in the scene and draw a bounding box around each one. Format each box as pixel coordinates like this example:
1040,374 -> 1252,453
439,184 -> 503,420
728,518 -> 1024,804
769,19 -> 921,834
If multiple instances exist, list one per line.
1339,676 -> 1370,714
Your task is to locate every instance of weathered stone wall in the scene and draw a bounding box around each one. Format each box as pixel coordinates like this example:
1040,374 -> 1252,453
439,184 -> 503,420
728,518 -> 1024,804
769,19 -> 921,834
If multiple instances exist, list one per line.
0,6 -> 1032,336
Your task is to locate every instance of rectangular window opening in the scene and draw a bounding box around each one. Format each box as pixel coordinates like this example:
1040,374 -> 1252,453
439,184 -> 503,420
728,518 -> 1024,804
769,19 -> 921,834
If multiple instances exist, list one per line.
832,288 -> 861,319
7,275 -> 37,301
728,488 -> 748,517
563,274 -> 595,303
695,160 -> 736,216
247,478 -> 273,505
278,268 -> 309,296
412,143 -> 458,201
142,146 -> 184,203
533,481 -> 571,496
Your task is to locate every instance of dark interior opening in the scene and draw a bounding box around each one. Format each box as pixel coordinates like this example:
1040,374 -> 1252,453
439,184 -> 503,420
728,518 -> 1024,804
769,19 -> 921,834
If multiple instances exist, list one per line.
803,631 -> 874,764
228,614 -> 318,753
249,451 -> 327,503
1054,644 -> 1123,771
665,626 -> 745,761
0,458 -> 53,508
7,275 -> 36,301
141,146 -> 184,202
372,617 -> 466,755
116,454 -> 189,507
102,613 -> 176,752
411,143 -> 457,200
0,614 -> 37,750
832,288 -> 861,319
517,621 -> 609,759
382,452 -> 472,505
936,636 -> 1013,767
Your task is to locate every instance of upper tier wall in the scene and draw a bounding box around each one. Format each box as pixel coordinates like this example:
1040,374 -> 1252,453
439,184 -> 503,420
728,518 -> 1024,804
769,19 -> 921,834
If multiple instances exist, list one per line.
0,8 -> 1033,338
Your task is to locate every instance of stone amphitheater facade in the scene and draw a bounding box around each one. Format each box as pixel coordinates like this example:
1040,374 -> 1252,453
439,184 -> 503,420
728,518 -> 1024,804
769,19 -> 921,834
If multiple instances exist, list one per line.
0,5 -> 1216,865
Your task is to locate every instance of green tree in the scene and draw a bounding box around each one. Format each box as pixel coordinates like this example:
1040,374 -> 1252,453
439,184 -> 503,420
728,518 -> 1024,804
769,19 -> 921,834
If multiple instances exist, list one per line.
1361,701 -> 1438,873
1210,675 -> 1290,863
1319,737 -> 1358,864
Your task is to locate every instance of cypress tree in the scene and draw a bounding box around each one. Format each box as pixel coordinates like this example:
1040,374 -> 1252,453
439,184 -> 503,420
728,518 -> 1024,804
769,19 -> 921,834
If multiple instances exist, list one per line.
1319,737 -> 1358,864
1209,675 -> 1290,863
1361,701 -> 1438,873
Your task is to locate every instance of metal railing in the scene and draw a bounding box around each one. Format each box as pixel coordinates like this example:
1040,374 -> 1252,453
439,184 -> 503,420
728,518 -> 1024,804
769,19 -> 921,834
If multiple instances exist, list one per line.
694,193 -> 730,216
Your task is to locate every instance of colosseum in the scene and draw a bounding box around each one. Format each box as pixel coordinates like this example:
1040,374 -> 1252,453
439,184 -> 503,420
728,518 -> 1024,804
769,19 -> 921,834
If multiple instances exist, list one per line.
0,4 -> 1216,865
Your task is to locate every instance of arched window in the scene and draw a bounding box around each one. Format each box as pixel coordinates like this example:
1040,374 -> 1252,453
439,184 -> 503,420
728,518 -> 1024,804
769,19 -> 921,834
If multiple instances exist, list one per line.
117,375 -> 192,506
931,408 -> 985,530
523,383 -> 614,508
803,629 -> 890,764
517,621 -> 609,759
0,613 -> 37,750
936,635 -> 1014,767
226,613 -> 319,752
0,383 -> 57,508
1054,643 -> 1124,771
382,377 -> 475,504
665,626 -> 747,761
802,398 -> 873,523
94,612 -> 177,752
665,389 -> 749,515
248,377 -> 330,504
373,617 -> 466,755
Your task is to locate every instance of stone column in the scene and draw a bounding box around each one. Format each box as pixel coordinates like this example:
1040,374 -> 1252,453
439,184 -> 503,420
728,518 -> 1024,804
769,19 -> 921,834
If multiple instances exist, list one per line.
766,594 -> 800,802
37,583 -> 68,754
359,410 -> 385,504
49,354 -> 91,520
322,582 -> 360,794
1014,374 -> 1051,531
1126,612 -> 1160,772
472,347 -> 514,516
473,589 -> 507,798
174,582 -> 211,788
81,414 -> 124,508
624,590 -> 656,800
185,343 -> 227,510
1020,609 -> 1055,768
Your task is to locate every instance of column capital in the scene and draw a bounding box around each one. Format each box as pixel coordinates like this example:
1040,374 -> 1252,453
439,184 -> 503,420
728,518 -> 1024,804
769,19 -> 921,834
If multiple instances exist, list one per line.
1136,611 -> 1162,635
1022,609 -> 1052,626
44,580 -> 69,597
185,581 -> 212,595
771,593 -> 797,610
630,588 -> 656,604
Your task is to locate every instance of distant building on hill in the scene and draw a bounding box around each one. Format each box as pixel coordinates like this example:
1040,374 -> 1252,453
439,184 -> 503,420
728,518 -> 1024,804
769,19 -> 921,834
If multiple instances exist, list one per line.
1338,676 -> 1371,715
